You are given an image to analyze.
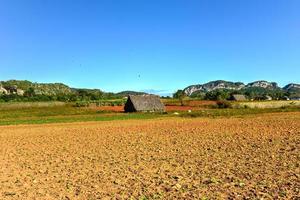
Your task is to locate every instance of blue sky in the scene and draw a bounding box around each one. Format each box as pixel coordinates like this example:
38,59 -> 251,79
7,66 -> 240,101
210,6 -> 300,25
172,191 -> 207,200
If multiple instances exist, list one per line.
0,0 -> 299,95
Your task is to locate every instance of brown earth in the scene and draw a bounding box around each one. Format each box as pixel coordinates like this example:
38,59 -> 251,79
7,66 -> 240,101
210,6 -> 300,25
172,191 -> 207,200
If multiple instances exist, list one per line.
91,104 -> 211,112
0,112 -> 299,199
162,100 -> 216,107
165,105 -> 204,111
185,100 -> 216,107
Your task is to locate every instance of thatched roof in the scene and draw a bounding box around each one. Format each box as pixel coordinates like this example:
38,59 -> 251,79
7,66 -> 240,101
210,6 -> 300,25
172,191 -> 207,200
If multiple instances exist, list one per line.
124,95 -> 165,112
232,94 -> 247,101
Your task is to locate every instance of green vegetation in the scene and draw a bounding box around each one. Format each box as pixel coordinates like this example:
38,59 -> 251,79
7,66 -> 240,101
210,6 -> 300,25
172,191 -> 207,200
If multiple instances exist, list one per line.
0,104 -> 166,126
189,88 -> 290,101
183,80 -> 300,100
173,90 -> 186,106
215,100 -> 232,108
232,100 -> 300,109
0,91 -> 127,102
179,107 -> 300,118
161,98 -> 210,107
73,99 -> 126,107
0,102 -> 299,126
204,89 -> 231,100
0,113 -> 163,126
241,87 -> 286,100
1,80 -> 299,103
0,80 -> 137,102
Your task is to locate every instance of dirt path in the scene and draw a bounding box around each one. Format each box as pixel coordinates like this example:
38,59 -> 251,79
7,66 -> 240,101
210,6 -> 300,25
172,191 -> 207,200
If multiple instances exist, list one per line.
0,113 -> 299,199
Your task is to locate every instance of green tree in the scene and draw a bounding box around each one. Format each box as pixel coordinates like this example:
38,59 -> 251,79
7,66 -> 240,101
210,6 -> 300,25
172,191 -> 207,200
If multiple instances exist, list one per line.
204,90 -> 230,100
173,90 -> 186,106
24,87 -> 35,97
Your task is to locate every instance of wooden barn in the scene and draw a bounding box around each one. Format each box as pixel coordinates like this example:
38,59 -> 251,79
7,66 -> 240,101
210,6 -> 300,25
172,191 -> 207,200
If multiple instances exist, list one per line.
124,95 -> 165,112
231,94 -> 247,101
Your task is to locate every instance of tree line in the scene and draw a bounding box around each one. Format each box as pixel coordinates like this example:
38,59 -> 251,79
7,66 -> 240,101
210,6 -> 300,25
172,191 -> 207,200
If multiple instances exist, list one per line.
173,87 -> 293,101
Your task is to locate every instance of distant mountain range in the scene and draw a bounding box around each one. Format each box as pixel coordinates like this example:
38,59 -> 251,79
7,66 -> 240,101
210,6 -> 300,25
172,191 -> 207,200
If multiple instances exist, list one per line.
115,91 -> 147,97
183,80 -> 300,97
0,80 -> 148,98
0,80 -> 299,98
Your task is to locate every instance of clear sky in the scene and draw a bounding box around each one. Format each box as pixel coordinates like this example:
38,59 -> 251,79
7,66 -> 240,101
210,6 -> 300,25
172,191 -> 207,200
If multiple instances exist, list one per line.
0,0 -> 299,95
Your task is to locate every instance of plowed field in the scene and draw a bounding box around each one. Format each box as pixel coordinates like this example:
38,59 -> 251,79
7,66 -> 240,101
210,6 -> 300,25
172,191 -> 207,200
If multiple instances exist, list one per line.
0,112 -> 299,199
91,105 -> 210,112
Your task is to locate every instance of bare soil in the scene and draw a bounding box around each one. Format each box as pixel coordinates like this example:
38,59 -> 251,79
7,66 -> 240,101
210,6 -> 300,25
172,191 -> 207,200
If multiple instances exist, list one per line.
0,112 -> 299,199
91,105 -> 211,112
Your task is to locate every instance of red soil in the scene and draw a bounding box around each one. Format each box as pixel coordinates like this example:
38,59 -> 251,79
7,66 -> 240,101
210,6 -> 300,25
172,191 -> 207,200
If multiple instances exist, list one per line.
92,105 -> 208,112
1,113 -> 299,199
186,100 -> 216,107
165,106 -> 203,111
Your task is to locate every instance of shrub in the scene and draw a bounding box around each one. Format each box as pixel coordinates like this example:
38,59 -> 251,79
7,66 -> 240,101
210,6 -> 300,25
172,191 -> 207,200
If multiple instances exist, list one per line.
244,105 -> 249,109
216,100 -> 232,109
74,101 -> 90,107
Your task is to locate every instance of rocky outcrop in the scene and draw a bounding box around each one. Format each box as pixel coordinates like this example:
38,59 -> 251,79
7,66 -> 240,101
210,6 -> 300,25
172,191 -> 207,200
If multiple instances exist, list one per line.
183,80 -> 298,96
184,80 -> 245,96
245,81 -> 279,89
0,80 -> 74,96
17,89 -> 25,96
283,83 -> 300,98
0,80 -> 109,98
0,86 -> 8,95
283,83 -> 300,92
